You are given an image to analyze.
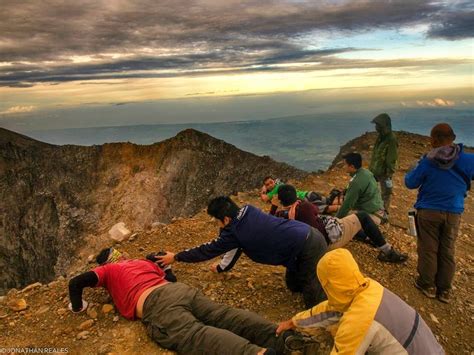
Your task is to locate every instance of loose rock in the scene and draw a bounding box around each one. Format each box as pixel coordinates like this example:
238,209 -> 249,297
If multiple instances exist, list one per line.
77,330 -> 90,340
78,319 -> 94,330
21,282 -> 42,293
102,304 -> 114,314
7,298 -> 27,312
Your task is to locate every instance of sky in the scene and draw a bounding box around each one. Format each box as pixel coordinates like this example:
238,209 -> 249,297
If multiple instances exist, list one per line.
0,0 -> 472,130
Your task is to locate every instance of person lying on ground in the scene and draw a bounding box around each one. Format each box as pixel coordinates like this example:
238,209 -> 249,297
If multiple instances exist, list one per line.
158,196 -> 328,308
274,184 -> 407,263
259,175 -> 323,215
68,247 -> 289,355
273,188 -> 343,215
336,153 -> 387,225
276,249 -> 444,355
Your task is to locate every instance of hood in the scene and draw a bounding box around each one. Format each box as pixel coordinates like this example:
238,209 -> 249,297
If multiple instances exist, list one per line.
371,113 -> 392,134
317,249 -> 369,312
427,143 -> 461,169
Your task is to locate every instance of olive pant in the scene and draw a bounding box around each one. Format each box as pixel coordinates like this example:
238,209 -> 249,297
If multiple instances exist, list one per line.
416,209 -> 461,291
374,175 -> 392,211
142,282 -> 286,355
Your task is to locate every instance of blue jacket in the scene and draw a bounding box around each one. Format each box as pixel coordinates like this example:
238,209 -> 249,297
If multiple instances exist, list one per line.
175,205 -> 310,270
405,144 -> 474,213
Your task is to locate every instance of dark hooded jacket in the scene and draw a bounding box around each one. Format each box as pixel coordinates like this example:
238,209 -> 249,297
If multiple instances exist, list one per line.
369,113 -> 398,177
405,144 -> 474,213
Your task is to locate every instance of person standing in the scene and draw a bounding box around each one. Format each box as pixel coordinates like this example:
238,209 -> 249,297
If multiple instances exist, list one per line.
405,123 -> 474,303
369,113 -> 398,212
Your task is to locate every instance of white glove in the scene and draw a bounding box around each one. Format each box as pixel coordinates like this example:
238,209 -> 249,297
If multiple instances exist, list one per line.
68,300 -> 88,313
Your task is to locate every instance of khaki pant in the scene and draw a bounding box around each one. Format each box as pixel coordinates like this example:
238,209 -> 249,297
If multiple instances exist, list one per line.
328,214 -> 362,250
142,282 -> 286,355
416,209 -> 461,291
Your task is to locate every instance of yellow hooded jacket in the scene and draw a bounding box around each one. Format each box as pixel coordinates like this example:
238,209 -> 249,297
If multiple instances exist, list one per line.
292,249 -> 444,355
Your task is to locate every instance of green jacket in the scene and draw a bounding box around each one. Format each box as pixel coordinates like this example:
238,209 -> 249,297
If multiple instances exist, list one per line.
369,114 -> 398,177
266,183 -> 307,200
336,168 -> 384,218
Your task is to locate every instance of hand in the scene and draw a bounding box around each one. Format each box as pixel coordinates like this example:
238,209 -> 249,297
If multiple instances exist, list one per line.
210,263 -> 219,273
157,252 -> 175,266
276,319 -> 295,336
68,300 -> 88,313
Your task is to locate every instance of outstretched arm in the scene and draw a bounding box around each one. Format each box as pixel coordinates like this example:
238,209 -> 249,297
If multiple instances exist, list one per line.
158,230 -> 240,265
212,248 -> 243,273
68,271 -> 98,312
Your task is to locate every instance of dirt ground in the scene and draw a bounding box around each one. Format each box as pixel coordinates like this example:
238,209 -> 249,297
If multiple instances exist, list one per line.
1,131 -> 472,354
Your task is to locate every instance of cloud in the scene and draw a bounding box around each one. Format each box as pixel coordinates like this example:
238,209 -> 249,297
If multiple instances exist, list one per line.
0,105 -> 36,115
416,98 -> 455,107
0,0 -> 471,88
427,1 -> 474,40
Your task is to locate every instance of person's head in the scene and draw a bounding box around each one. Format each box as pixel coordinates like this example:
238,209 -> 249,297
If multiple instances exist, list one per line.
263,176 -> 276,192
95,247 -> 126,265
207,196 -> 240,227
430,123 -> 456,148
343,153 -> 362,173
371,113 -> 392,134
317,248 -> 369,312
277,184 -> 298,207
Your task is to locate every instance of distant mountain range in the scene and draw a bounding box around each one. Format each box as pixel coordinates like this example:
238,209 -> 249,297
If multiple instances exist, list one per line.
14,107 -> 474,171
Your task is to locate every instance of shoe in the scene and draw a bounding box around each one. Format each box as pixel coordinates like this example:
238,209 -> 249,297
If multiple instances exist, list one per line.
414,279 -> 436,299
437,290 -> 450,304
377,249 -> 408,263
285,334 -> 320,353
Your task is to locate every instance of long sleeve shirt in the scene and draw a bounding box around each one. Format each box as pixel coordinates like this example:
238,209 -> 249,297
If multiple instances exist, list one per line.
336,168 -> 384,218
175,205 -> 310,271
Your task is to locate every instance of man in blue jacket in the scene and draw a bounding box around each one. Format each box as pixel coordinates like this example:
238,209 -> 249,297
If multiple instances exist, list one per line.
158,196 -> 329,308
405,123 -> 474,303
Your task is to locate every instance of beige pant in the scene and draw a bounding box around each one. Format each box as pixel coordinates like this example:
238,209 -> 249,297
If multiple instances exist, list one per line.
328,214 -> 362,250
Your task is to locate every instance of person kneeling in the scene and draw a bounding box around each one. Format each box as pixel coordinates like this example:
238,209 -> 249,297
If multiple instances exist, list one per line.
277,249 -> 444,354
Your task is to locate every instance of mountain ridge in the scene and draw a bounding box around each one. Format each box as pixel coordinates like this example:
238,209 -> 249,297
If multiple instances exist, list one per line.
0,128 -> 305,293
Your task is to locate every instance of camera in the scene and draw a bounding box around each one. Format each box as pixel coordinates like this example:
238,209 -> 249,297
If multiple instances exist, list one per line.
146,251 -> 169,269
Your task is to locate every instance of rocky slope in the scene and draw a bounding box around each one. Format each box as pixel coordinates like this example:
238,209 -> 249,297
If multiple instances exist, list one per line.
0,128 -> 305,293
0,130 -> 472,354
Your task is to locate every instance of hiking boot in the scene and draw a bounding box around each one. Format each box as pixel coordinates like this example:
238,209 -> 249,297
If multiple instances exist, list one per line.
437,290 -> 451,304
414,280 -> 436,299
377,249 -> 408,263
285,334 -> 320,354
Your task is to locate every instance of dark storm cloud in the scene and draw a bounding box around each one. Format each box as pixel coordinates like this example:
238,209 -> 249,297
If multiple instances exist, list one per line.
0,0 -> 471,87
427,10 -> 474,39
